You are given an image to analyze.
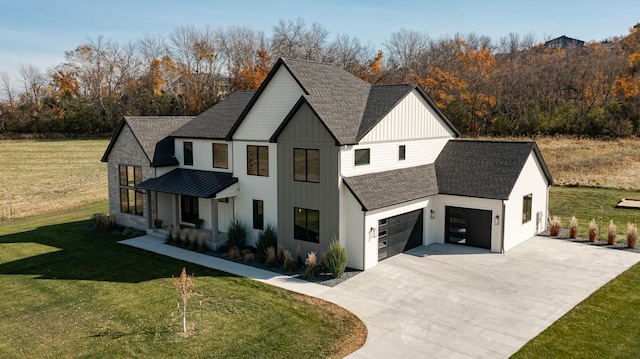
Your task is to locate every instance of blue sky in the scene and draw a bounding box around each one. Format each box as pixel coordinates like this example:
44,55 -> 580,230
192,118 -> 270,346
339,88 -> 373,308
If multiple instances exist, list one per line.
1,0 -> 638,82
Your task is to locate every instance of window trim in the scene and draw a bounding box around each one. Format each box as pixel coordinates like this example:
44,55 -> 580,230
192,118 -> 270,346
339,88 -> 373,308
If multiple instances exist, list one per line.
119,165 -> 143,216
247,145 -> 269,176
253,199 -> 264,230
399,145 -> 406,161
293,148 -> 320,183
354,148 -> 370,166
522,193 -> 533,223
212,143 -> 229,169
294,207 -> 320,243
184,141 -> 193,166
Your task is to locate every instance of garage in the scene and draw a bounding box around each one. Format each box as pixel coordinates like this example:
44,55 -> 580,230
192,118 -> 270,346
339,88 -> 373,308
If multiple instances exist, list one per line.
445,206 -> 492,249
378,209 -> 423,261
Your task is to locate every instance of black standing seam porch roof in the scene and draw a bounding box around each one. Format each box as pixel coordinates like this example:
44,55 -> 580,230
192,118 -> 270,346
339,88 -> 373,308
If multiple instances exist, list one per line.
135,168 -> 238,198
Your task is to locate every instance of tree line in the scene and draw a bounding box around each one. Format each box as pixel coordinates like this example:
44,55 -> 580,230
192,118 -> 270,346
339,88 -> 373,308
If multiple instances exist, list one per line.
1,18 -> 639,137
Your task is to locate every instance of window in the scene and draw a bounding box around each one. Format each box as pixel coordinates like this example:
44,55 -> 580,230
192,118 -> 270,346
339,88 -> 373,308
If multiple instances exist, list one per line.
119,165 -> 143,215
247,145 -> 269,176
294,207 -> 319,243
253,199 -> 264,230
213,143 -> 228,169
399,145 -> 406,161
184,141 -> 193,166
354,148 -> 370,166
293,148 -> 319,183
181,195 -> 199,223
523,194 -> 533,223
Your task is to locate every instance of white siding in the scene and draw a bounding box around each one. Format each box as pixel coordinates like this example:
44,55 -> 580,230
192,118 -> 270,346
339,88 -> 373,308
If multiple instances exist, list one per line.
218,198 -> 234,233
341,187 -> 365,270
233,68 -> 304,141
503,152 -> 551,251
232,141 -> 278,245
198,198 -> 212,230
359,90 -> 457,143
174,138 -> 233,172
341,138 -> 450,177
431,195 -> 504,253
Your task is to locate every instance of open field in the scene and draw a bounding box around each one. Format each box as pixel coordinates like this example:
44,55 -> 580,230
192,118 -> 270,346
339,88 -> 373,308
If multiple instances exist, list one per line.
0,201 -> 366,358
0,139 -> 109,221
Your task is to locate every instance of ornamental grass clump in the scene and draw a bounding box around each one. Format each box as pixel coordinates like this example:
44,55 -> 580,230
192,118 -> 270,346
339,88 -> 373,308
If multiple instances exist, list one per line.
295,246 -> 303,268
627,222 -> 638,249
166,225 -> 174,244
182,228 -> 191,248
588,219 -> 598,242
256,224 -> 277,261
326,239 -> 347,279
282,250 -> 296,272
264,246 -> 277,268
187,230 -> 198,250
198,232 -> 208,252
303,252 -> 319,280
569,216 -> 579,239
549,215 -> 562,236
608,220 -> 617,245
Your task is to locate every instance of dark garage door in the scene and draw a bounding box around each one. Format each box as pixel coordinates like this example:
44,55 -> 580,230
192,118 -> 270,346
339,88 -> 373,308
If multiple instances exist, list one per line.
378,209 -> 423,261
445,206 -> 492,249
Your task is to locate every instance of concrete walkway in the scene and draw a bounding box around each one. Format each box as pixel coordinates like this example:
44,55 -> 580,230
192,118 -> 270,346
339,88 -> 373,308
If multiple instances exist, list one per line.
121,235 -> 640,358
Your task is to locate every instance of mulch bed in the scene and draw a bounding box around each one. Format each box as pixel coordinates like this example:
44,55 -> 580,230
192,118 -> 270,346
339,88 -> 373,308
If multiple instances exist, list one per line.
540,228 -> 640,254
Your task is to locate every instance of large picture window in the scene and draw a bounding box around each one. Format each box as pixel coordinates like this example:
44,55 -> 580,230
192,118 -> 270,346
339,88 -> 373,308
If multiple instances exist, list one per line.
294,207 -> 319,243
253,199 -> 264,230
213,143 -> 228,169
354,148 -> 370,166
247,145 -> 269,176
184,141 -> 193,166
522,194 -> 533,223
181,195 -> 199,223
119,165 -> 143,215
294,148 -> 319,183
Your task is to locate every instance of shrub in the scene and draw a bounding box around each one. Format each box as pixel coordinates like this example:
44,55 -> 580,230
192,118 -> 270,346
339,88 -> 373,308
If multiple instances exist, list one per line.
256,224 -> 277,260
569,216 -> 579,239
243,252 -> 255,262
264,246 -> 277,268
166,225 -> 174,244
198,232 -> 208,252
282,250 -> 296,272
549,215 -> 562,236
227,219 -> 246,248
187,230 -> 198,250
225,247 -> 241,260
295,246 -> 303,268
326,239 -> 347,279
277,244 -> 285,263
608,220 -> 617,245
182,228 -> 191,248
588,219 -> 598,242
627,223 -> 638,249
302,252 -> 320,280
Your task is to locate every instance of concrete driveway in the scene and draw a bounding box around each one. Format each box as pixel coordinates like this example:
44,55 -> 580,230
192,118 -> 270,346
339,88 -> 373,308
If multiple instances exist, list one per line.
315,236 -> 640,358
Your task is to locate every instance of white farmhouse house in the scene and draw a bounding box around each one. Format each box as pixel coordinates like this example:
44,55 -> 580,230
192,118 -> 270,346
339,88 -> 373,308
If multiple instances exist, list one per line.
102,58 -> 553,270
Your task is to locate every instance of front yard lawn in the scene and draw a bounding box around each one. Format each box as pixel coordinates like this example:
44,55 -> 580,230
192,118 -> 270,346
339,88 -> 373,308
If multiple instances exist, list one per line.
0,201 -> 365,358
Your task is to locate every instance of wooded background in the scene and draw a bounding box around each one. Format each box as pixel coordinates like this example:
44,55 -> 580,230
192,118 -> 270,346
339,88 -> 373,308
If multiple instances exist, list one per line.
1,19 -> 639,137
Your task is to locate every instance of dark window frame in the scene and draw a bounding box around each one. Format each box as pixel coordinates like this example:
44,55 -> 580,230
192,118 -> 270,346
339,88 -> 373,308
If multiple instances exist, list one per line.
253,199 -> 264,230
293,148 -> 320,183
247,145 -> 269,176
118,165 -> 143,216
212,143 -> 229,169
184,141 -> 193,166
294,207 -> 320,243
522,193 -> 533,223
399,145 -> 406,161
354,148 -> 370,166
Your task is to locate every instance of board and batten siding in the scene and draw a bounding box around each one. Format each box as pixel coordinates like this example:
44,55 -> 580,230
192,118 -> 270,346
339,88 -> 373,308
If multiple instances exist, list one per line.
276,103 -> 340,258
359,90 -> 457,143
341,138 -> 450,177
233,67 -> 304,141
341,188 -> 365,270
232,141 -> 278,245
502,152 -> 551,251
174,138 -> 233,173
105,124 -> 154,231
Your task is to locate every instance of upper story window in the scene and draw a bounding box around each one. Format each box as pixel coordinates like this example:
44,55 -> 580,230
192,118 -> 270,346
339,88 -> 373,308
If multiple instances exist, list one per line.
247,145 -> 269,176
294,148 -> 319,183
119,165 -> 143,216
354,148 -> 370,166
399,145 -> 406,161
522,193 -> 533,223
213,143 -> 228,169
183,141 -> 193,166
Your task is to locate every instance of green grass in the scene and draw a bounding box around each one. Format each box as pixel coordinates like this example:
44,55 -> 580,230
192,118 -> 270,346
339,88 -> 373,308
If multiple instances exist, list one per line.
511,186 -> 640,358
0,200 -> 365,359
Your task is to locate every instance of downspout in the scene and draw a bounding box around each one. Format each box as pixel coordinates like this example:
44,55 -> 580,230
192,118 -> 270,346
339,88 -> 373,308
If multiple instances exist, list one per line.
500,202 -> 506,254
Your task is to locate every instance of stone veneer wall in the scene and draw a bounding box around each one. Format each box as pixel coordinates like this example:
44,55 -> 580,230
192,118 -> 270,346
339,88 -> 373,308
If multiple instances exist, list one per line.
105,124 -> 155,230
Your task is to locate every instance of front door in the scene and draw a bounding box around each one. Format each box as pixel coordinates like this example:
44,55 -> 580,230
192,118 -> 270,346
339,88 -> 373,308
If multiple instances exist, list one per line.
218,197 -> 234,233
181,195 -> 199,223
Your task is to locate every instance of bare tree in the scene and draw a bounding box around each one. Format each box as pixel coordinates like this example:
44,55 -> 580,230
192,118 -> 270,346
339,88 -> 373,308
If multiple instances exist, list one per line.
17,63 -> 45,106
496,32 -> 537,54
270,18 -> 328,60
324,34 -> 375,75
0,71 -> 15,104
383,28 -> 429,75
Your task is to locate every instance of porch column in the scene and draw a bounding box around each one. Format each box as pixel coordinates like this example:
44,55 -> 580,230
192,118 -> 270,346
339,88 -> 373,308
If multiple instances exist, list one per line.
146,190 -> 153,229
172,194 -> 179,228
210,199 -> 219,241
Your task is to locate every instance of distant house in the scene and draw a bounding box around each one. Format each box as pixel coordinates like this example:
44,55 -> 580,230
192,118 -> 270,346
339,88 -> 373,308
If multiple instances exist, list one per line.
102,58 -> 553,270
545,35 -> 585,49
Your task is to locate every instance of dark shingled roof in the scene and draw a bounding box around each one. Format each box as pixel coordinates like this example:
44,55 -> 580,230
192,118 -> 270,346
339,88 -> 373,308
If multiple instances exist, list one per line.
136,168 -> 237,198
343,164 -> 439,211
435,140 -> 553,200
171,90 -> 256,139
101,116 -> 194,164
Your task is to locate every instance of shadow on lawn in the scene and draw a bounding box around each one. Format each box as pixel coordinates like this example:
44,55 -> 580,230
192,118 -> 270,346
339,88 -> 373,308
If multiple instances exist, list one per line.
0,220 -> 230,283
